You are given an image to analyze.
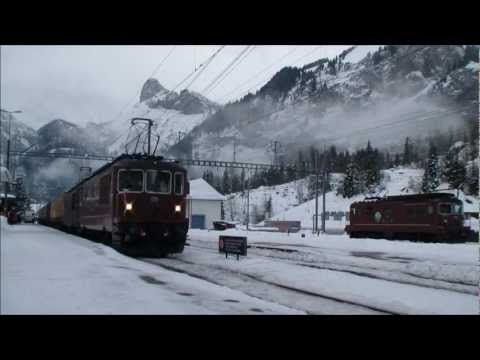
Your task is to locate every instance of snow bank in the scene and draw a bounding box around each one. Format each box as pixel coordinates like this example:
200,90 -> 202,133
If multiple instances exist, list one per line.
1,221 -> 300,314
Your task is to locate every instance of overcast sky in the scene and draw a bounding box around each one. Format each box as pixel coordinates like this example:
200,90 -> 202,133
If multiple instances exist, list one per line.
1,45 -> 351,129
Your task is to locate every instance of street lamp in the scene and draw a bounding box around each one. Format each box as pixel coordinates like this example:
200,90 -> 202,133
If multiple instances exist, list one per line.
2,109 -> 22,170
2,109 -> 22,214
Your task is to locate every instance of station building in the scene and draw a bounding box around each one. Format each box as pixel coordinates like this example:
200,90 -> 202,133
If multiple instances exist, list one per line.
187,178 -> 226,230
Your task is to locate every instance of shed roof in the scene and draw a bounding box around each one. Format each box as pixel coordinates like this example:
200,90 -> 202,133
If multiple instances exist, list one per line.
188,178 -> 226,201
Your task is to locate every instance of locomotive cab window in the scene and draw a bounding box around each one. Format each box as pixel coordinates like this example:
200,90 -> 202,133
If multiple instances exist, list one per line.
118,170 -> 144,192
438,202 -> 462,215
146,170 -> 171,194
174,173 -> 184,195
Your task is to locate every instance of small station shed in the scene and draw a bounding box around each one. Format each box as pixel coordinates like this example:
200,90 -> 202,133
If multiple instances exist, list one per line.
187,178 -> 226,230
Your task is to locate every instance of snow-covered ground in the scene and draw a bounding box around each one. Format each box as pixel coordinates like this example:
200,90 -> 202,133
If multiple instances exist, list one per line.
2,215 -> 478,315
0,217 -> 301,315
177,228 -> 479,314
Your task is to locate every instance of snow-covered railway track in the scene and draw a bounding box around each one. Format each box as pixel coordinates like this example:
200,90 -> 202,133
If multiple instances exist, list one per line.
248,246 -> 478,294
187,242 -> 477,295
141,256 -> 394,315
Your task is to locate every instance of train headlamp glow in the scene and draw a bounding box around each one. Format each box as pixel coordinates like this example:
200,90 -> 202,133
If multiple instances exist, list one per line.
125,202 -> 133,211
175,205 -> 181,213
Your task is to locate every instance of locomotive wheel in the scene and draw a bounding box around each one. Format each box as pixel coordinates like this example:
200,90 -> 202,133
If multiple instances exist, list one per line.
111,233 -> 124,251
102,231 -> 112,246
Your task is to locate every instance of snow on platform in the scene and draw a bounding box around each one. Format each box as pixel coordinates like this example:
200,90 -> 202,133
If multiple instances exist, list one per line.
0,217 -> 301,315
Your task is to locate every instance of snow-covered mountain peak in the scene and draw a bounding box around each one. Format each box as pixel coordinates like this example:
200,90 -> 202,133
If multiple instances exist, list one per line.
140,78 -> 167,102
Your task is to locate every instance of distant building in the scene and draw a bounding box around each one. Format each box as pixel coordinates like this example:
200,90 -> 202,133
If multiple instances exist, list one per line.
187,178 -> 226,230
264,220 -> 301,233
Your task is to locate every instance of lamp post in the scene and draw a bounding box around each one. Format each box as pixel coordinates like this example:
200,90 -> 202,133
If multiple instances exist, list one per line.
2,109 -> 22,214
3,110 -> 22,171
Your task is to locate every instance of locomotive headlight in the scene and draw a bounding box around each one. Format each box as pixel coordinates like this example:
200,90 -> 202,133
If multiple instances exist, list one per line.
125,202 -> 133,211
175,204 -> 181,213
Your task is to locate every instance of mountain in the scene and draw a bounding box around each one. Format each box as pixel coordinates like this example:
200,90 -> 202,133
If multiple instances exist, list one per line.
169,45 -> 479,163
107,78 -> 220,155
0,109 -> 38,156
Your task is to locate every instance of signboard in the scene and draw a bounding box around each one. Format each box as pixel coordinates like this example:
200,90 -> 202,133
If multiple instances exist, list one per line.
219,235 -> 247,260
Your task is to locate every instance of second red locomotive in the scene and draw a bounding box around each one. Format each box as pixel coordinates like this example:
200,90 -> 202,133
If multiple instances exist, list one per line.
345,193 -> 474,243
38,154 -> 190,256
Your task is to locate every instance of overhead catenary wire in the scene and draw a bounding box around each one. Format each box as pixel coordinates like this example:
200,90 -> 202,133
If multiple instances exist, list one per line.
237,46 -> 325,100
201,46 -> 256,97
219,46 -> 301,102
127,46 -> 228,152
124,46 -> 227,152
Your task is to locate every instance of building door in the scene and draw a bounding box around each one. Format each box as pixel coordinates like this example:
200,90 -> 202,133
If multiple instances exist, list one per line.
191,214 -> 206,229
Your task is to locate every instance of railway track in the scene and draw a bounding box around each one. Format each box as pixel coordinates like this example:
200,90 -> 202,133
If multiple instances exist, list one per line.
186,242 -> 477,295
141,256 -> 397,315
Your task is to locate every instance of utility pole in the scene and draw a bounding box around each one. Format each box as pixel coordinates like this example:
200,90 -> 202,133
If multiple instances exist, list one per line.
177,131 -> 186,144
322,165 -> 327,234
321,146 -> 329,234
314,168 -> 319,234
2,109 -> 22,214
313,145 -> 328,235
246,178 -> 250,231
272,140 -> 281,166
233,136 -> 237,162
131,118 -> 153,155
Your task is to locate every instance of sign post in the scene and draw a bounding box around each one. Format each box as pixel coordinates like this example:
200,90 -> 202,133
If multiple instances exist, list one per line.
219,235 -> 247,260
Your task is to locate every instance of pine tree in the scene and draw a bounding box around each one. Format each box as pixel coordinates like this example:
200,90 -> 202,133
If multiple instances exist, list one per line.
385,151 -> 392,168
403,137 -> 411,165
240,168 -> 246,189
310,77 -> 317,93
222,170 -> 231,194
443,151 -> 467,191
363,141 -> 381,193
467,164 -> 479,195
307,174 -> 317,200
341,162 -> 358,198
394,153 -> 401,167
421,143 -> 440,193
231,172 -> 241,193
264,195 -> 273,219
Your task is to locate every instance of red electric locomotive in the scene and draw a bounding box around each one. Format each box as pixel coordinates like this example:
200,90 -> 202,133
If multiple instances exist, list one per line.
345,193 -> 474,243
38,154 -> 190,256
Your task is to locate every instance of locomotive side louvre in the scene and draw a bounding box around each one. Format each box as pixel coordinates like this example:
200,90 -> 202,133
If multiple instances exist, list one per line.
346,193 -> 471,242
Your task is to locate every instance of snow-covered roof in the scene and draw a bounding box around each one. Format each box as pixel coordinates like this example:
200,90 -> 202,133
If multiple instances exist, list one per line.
188,178 -> 226,201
